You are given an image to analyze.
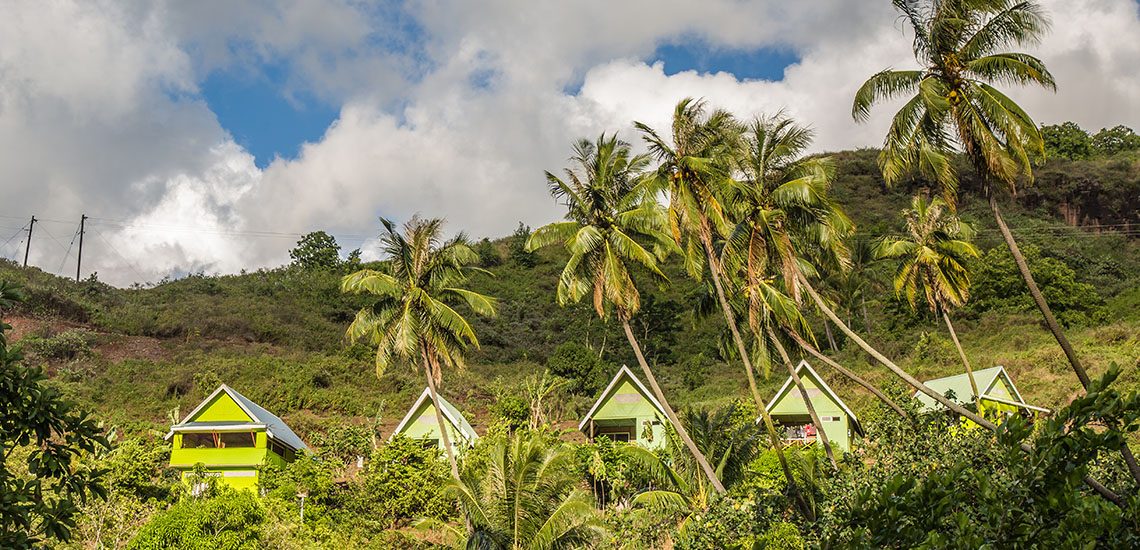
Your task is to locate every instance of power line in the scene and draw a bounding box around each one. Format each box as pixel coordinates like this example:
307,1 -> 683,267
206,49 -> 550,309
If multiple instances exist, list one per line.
34,223 -> 71,253
56,224 -> 82,275
89,227 -> 148,283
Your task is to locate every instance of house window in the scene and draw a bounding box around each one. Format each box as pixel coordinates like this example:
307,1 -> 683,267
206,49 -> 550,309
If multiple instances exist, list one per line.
421,439 -> 440,449
601,432 -> 630,443
181,431 -> 256,449
268,439 -> 289,458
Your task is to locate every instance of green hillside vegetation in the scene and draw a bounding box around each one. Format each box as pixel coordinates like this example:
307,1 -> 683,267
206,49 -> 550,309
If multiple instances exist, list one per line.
4,140 -> 1139,547
3,147 -> 1138,430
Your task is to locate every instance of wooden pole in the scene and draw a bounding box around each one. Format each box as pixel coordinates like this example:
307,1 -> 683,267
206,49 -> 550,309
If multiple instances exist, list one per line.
75,214 -> 86,281
23,216 -> 35,267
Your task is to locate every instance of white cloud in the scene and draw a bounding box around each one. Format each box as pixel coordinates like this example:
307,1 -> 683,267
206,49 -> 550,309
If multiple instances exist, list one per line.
2,0 -> 1138,286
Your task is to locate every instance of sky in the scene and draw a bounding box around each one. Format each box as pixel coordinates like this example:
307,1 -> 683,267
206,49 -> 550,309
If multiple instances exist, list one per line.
1,0 -> 1139,286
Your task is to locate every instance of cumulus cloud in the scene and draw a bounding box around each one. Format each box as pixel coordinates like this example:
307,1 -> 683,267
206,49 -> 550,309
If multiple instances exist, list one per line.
1,0 -> 1138,286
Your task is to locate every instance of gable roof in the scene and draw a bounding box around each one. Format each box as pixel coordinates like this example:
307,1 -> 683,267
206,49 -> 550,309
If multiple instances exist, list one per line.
769,360 -> 861,432
392,387 -> 479,443
165,384 -> 308,452
578,365 -> 668,431
913,365 -> 1045,413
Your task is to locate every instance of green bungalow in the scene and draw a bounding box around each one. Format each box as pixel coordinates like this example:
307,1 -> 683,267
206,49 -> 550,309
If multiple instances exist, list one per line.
578,366 -> 668,449
165,384 -> 308,492
914,365 -> 1050,421
768,360 -> 863,452
391,387 -> 479,453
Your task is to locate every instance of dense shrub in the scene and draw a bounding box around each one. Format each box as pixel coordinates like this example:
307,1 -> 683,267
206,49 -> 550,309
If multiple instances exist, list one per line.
546,342 -> 603,394
128,490 -> 266,550
25,328 -> 97,360
968,245 -> 1108,326
349,436 -> 454,528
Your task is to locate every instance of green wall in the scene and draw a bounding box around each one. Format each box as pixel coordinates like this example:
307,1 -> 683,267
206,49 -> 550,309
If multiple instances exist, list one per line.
397,401 -> 471,453
769,372 -> 854,452
191,392 -> 253,422
586,378 -> 666,450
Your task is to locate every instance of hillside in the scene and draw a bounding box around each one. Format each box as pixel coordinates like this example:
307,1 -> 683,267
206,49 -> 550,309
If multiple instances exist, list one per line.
2,148 -> 1139,445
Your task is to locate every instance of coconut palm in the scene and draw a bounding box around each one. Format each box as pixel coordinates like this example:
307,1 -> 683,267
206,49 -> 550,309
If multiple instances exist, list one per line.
618,445 -> 708,537
876,195 -> 981,396
722,113 -> 875,469
418,433 -> 603,549
341,217 -> 497,482
637,101 -> 817,513
853,0 -> 1140,484
525,133 -> 725,493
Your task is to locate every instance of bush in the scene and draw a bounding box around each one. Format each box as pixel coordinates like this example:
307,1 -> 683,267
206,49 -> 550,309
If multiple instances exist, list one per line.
349,436 -> 454,528
968,245 -> 1108,326
128,490 -> 266,550
474,238 -> 502,267
682,353 -> 710,390
25,328 -> 97,360
488,392 -> 529,431
546,342 -> 603,394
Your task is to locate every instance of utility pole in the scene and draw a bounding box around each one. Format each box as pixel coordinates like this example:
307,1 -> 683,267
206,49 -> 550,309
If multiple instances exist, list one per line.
23,216 -> 36,267
76,214 -> 87,281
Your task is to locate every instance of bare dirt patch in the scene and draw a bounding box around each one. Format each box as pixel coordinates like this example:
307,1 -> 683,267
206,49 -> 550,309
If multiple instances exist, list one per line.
98,334 -> 170,364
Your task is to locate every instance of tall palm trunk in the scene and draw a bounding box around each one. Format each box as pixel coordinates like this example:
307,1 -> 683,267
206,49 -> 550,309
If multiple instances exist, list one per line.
797,272 -> 1125,506
784,329 -> 906,417
942,310 -> 979,398
700,237 -> 814,520
621,319 -> 725,493
766,326 -> 837,469
423,353 -> 461,483
823,319 -> 838,351
988,195 -> 1140,485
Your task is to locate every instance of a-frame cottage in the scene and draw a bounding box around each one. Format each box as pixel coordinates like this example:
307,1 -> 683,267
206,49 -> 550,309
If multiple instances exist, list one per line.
579,365 -> 668,449
915,365 -> 1050,422
768,360 -> 863,452
391,387 -> 479,453
166,384 -> 308,491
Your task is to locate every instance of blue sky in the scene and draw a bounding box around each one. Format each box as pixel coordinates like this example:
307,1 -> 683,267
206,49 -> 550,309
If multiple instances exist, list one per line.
200,63 -> 339,169
201,38 -> 802,168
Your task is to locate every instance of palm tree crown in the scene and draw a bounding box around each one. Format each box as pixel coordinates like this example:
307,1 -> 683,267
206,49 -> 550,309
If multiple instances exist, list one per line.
853,0 -> 1055,196
636,97 -> 742,275
876,195 -> 979,313
526,134 -> 672,320
421,433 -> 603,549
341,216 -> 497,382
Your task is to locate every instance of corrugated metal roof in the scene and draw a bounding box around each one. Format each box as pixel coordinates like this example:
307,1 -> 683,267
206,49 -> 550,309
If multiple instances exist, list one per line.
913,366 -> 1009,411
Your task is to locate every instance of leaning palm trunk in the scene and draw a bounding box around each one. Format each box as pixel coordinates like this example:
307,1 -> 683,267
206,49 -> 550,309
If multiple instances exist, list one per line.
989,194 -> 1140,485
621,319 -> 726,493
767,326 -> 837,469
798,272 -> 1125,506
423,353 -> 461,483
942,310 -> 979,398
701,239 -> 814,520
783,329 -> 907,418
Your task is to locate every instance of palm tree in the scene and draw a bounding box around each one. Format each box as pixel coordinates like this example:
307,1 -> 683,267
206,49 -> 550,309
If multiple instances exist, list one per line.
853,0 -> 1140,484
876,195 -> 981,397
637,102 -> 811,512
525,133 -> 726,493
418,433 -> 603,549
723,113 -> 876,469
341,217 -> 497,482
